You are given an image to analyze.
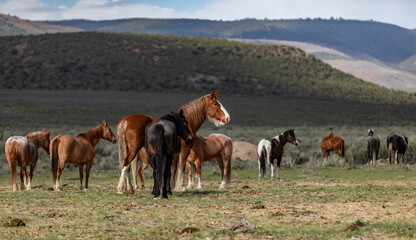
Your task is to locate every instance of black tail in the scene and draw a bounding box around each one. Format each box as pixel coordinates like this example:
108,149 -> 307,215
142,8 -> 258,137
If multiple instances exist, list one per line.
154,125 -> 164,192
260,147 -> 266,176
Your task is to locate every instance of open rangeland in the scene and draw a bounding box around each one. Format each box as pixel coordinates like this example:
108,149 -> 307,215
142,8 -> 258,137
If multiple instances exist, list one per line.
0,166 -> 415,239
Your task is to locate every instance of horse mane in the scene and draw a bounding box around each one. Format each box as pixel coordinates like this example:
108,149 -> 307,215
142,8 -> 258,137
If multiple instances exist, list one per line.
25,131 -> 47,148
175,95 -> 207,133
79,124 -> 103,146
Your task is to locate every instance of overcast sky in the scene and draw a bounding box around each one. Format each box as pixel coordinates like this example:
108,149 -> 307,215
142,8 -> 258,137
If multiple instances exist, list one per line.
0,0 -> 415,29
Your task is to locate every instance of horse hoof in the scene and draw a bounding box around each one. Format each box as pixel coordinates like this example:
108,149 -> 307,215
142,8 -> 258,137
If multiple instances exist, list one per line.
83,188 -> 88,192
117,191 -> 124,194
168,191 -> 173,195
153,196 -> 161,200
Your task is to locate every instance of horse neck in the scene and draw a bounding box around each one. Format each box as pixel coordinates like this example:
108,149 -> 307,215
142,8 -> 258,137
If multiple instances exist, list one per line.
278,132 -> 289,147
84,125 -> 103,147
177,98 -> 206,135
25,132 -> 44,149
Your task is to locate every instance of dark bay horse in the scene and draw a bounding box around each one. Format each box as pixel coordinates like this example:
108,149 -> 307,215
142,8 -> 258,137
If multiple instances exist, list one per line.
321,132 -> 344,165
116,90 -> 230,194
185,133 -> 233,190
144,110 -> 192,199
366,129 -> 380,165
257,129 -> 298,179
387,134 -> 408,164
5,129 -> 51,191
50,121 -> 116,191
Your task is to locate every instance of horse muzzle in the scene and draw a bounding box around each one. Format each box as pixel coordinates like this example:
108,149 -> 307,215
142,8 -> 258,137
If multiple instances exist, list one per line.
112,139 -> 117,144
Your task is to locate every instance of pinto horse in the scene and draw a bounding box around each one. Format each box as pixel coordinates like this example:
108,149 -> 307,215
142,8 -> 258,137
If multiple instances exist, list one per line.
5,129 -> 51,191
366,129 -> 380,165
387,134 -> 408,164
257,129 -> 298,179
50,121 -> 116,191
321,132 -> 344,165
116,90 -> 230,194
144,110 -> 192,199
185,133 -> 232,190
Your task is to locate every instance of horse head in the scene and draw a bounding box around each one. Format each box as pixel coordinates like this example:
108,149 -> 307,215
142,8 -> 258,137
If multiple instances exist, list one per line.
101,120 -> 117,144
287,129 -> 299,146
368,129 -> 374,136
205,90 -> 230,127
43,129 -> 52,154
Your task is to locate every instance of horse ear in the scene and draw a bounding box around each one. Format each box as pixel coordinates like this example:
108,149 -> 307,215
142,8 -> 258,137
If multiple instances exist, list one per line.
209,90 -> 218,99
42,128 -> 45,132
48,129 -> 51,134
102,120 -> 108,126
180,109 -> 184,115
171,110 -> 174,114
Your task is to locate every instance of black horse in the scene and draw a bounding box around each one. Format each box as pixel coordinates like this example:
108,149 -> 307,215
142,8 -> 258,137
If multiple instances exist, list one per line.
387,134 -> 408,164
145,110 -> 192,199
257,129 -> 299,180
366,129 -> 380,165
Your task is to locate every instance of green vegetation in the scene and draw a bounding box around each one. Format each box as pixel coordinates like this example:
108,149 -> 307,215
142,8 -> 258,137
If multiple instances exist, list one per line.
0,167 -> 415,239
1,32 -> 416,104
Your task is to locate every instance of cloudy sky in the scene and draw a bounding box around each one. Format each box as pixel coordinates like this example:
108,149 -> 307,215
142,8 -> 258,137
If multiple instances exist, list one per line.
0,0 -> 415,29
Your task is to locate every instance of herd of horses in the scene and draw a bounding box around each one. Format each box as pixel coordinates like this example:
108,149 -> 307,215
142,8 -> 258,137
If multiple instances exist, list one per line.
3,90 -> 410,198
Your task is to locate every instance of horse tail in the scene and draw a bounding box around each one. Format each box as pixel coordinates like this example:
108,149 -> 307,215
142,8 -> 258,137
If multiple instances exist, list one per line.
50,137 -> 60,184
260,146 -> 266,176
117,120 -> 127,169
371,139 -> 377,164
155,125 -> 165,187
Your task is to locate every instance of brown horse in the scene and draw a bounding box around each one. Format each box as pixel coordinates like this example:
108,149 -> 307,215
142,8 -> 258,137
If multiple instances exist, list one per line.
50,121 -> 116,191
185,133 -> 233,190
321,132 -> 344,165
5,129 -> 51,191
117,90 -> 230,193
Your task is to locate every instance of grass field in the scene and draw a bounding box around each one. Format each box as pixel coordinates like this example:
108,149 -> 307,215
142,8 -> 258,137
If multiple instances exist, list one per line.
0,166 -> 415,239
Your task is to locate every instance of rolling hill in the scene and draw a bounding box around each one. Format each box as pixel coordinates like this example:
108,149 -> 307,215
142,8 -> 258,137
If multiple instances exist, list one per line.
0,14 -> 81,36
0,32 -> 415,105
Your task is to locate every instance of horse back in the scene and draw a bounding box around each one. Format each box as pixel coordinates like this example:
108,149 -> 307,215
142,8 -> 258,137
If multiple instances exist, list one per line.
5,136 -> 30,165
54,134 -> 91,162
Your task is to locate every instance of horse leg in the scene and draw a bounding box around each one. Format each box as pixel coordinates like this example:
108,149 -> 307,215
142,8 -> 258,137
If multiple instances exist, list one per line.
163,154 -> 174,199
170,154 -> 178,191
220,154 -> 231,189
78,164 -> 84,190
186,161 -> 194,189
152,157 -> 160,199
395,150 -> 398,164
174,147 -> 191,192
20,168 -> 25,191
117,149 -> 138,194
55,160 -> 66,191
270,160 -> 274,180
216,156 -> 226,189
321,150 -> 326,167
195,160 -> 203,190
276,157 -> 282,180
28,162 -> 37,190
138,160 -> 148,190
85,162 -> 92,191
131,155 -> 139,190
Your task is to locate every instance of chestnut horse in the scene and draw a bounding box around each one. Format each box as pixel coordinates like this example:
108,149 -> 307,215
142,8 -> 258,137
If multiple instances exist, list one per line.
5,129 -> 51,191
50,121 -> 116,191
145,110 -> 192,199
257,129 -> 298,180
186,133 -> 232,190
321,132 -> 344,165
117,90 -> 230,194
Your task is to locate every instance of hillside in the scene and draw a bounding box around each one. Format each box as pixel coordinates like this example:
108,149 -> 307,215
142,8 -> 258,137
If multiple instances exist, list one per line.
0,14 -> 81,36
236,39 -> 416,91
0,32 -> 415,104
49,18 -> 416,64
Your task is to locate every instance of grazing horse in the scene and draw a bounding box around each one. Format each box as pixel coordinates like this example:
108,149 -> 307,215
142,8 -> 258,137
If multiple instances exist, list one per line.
50,121 -> 117,191
321,132 -> 344,165
387,134 -> 408,164
117,90 -> 230,194
5,129 -> 51,191
366,129 -> 380,165
144,110 -> 192,199
185,133 -> 233,190
257,129 -> 298,179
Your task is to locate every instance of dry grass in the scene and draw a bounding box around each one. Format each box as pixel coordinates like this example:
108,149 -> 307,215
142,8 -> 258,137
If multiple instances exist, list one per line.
0,166 -> 415,239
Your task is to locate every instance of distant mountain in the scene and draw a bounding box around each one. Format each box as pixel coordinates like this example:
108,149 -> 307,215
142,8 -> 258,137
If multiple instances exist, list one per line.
0,32 -> 415,104
49,18 -> 416,65
0,14 -> 81,36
